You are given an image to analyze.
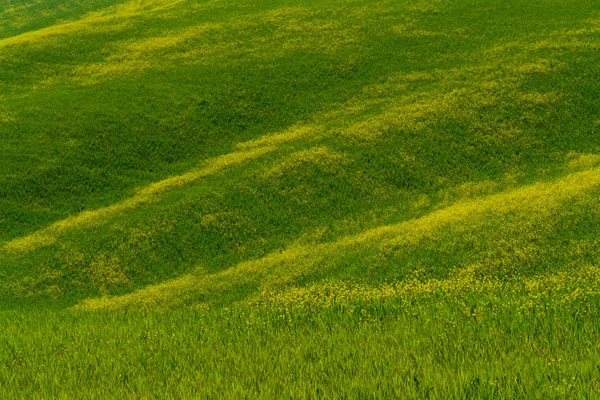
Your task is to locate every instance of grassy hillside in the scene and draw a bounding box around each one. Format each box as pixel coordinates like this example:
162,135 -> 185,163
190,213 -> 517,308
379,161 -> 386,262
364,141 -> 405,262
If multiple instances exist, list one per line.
2,0 -> 600,396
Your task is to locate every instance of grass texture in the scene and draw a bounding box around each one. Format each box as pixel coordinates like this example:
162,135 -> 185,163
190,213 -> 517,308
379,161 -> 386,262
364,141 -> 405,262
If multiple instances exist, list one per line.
2,0 -> 600,396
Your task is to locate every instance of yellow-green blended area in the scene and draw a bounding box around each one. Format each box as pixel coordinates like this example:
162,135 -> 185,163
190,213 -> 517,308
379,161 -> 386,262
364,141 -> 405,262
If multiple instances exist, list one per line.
74,165 -> 600,311
2,145 -> 275,254
2,0 -> 600,397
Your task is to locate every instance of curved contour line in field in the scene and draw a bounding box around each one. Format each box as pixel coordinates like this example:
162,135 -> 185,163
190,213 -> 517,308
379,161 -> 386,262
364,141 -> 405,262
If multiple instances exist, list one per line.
74,164 -> 600,311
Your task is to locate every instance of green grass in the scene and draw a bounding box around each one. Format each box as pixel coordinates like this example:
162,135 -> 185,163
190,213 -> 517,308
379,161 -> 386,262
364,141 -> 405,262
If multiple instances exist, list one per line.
2,0 -> 600,396
3,293 -> 600,398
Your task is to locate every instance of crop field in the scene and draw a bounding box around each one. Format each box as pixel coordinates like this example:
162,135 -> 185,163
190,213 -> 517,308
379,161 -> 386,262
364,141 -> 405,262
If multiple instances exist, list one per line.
1,0 -> 600,397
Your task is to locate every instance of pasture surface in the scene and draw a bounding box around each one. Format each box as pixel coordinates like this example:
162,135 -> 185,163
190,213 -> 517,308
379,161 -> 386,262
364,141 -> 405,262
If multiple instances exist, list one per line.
1,0 -> 600,397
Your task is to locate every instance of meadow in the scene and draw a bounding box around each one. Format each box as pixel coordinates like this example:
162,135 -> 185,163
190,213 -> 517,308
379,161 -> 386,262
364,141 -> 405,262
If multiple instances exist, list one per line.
1,0 -> 600,396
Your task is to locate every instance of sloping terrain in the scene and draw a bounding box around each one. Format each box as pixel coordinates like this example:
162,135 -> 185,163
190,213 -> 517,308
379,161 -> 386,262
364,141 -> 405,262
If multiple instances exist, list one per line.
2,0 -> 600,308
2,0 -> 600,396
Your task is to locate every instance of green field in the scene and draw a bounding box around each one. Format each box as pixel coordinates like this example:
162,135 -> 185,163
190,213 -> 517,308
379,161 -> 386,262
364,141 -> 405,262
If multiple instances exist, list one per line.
2,0 -> 600,397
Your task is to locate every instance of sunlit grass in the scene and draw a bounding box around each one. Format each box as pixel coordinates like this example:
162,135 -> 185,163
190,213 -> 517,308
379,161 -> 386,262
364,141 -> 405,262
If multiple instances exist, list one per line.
4,289 -> 600,398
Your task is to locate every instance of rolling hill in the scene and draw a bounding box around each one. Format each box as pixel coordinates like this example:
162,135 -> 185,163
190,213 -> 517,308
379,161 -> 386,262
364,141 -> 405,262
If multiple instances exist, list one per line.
2,0 -> 600,397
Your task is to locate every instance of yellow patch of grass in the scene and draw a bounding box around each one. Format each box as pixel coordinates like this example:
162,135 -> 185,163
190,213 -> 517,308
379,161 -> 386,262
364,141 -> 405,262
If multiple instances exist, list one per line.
63,3 -> 369,84
360,72 -> 436,99
495,37 -> 600,53
73,245 -> 323,310
87,253 -> 129,294
566,152 -> 600,170
0,14 -> 124,50
2,146 -> 275,255
318,66 -> 511,141
398,71 -> 435,82
71,60 -> 154,85
125,28 -> 205,52
4,266 -> 64,299
411,195 -> 431,210
0,111 -> 16,123
553,17 -> 600,37
236,125 -> 321,150
0,0 -> 185,50
248,263 -> 600,310
74,165 -> 600,311
261,146 -> 349,179
325,55 -> 565,145
71,23 -> 223,84
380,166 -> 600,250
513,60 -> 555,75
0,3 -> 34,16
391,24 -> 447,38
224,5 -> 364,58
340,89 -> 465,140
519,91 -> 560,105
